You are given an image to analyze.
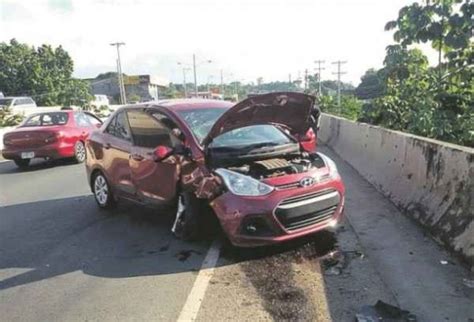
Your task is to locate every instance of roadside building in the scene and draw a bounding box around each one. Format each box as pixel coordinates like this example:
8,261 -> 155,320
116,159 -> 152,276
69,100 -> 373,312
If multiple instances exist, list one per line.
90,74 -> 168,103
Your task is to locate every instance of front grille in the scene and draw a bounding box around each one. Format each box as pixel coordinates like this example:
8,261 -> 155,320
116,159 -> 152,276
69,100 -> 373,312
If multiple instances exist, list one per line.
275,174 -> 333,191
275,189 -> 340,231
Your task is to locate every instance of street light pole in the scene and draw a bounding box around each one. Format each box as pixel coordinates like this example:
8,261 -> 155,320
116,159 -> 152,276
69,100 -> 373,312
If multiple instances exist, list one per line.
193,54 -> 198,97
110,42 -> 127,105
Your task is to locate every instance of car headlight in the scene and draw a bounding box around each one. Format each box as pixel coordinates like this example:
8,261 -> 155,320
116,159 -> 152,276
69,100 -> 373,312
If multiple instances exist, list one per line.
215,168 -> 274,196
320,154 -> 339,178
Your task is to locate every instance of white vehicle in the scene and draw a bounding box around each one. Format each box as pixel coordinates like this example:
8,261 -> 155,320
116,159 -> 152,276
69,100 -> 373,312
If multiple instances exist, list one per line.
90,95 -> 110,108
0,96 -> 37,109
0,92 -> 4,98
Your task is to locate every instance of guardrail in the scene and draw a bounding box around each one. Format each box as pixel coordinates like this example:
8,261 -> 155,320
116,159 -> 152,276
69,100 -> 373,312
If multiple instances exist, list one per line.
319,113 -> 474,267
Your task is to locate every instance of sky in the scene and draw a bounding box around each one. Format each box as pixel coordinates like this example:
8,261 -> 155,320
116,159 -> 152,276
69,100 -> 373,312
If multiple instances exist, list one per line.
0,0 -> 436,86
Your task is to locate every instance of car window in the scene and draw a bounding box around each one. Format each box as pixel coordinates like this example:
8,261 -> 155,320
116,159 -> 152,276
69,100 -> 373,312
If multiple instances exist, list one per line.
106,111 -> 131,141
13,99 -> 22,106
85,113 -> 102,127
23,112 -> 69,127
74,112 -> 90,127
210,124 -> 292,148
0,98 -> 13,106
127,111 -> 175,148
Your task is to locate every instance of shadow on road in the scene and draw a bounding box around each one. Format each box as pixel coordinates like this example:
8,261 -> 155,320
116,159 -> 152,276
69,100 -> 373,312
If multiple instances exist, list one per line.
0,158 -> 78,174
0,195 -> 214,291
0,193 -> 340,295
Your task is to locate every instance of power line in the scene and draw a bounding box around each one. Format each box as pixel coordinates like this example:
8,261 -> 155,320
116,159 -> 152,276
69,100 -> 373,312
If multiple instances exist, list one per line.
332,60 -> 347,107
314,60 -> 325,95
110,42 -> 127,105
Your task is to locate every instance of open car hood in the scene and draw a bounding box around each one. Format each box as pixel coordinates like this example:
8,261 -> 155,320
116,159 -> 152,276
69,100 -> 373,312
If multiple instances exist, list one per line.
202,92 -> 316,146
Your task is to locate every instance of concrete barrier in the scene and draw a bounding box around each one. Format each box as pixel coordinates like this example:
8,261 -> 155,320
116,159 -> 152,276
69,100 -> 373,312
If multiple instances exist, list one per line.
319,113 -> 474,267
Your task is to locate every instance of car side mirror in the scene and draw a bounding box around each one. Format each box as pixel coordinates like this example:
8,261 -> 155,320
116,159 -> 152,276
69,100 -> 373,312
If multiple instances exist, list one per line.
153,145 -> 173,162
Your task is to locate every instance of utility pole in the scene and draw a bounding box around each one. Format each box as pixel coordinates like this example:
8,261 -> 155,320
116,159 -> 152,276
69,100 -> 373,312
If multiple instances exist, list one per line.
288,73 -> 292,85
220,69 -> 224,99
304,69 -> 308,91
314,60 -> 325,96
193,54 -> 198,97
332,60 -> 347,108
110,42 -> 127,105
182,67 -> 190,98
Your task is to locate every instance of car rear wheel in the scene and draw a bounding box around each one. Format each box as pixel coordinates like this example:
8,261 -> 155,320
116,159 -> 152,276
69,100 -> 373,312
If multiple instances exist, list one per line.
92,172 -> 116,209
14,159 -> 30,169
74,141 -> 86,163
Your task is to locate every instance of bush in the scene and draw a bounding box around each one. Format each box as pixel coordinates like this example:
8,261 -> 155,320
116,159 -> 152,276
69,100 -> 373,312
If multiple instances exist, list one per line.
319,95 -> 363,121
0,107 -> 24,127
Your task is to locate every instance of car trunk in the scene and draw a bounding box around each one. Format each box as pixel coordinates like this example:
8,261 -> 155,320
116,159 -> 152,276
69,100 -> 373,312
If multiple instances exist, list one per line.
3,127 -> 62,149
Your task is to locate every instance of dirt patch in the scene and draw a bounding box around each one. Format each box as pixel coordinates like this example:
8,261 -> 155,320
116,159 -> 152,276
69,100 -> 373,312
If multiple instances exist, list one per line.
222,231 -> 338,321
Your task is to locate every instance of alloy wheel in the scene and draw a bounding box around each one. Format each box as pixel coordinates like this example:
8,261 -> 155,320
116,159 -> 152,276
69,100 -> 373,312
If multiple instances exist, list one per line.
94,174 -> 108,206
75,142 -> 86,162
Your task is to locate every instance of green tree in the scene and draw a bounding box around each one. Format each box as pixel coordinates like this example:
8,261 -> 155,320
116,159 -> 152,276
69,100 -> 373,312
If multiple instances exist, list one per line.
362,0 -> 474,147
355,68 -> 385,100
0,39 -> 91,106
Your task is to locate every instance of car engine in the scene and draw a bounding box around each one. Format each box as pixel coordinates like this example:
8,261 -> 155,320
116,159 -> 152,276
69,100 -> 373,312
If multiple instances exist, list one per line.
226,153 -> 325,179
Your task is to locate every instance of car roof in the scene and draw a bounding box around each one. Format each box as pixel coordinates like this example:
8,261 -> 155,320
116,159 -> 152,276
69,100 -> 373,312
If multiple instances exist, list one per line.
149,98 -> 233,111
4,96 -> 33,99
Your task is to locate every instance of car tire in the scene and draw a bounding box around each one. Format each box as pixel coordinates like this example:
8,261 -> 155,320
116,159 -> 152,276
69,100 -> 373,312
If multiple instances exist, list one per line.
172,191 -> 204,241
92,172 -> 116,209
14,159 -> 30,169
74,141 -> 86,163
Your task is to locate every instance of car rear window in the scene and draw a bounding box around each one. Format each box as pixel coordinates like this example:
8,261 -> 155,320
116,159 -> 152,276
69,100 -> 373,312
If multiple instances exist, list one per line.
23,112 -> 69,127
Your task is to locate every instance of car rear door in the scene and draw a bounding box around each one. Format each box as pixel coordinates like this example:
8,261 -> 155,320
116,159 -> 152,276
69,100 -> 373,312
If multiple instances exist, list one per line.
101,111 -> 135,197
127,110 -> 180,206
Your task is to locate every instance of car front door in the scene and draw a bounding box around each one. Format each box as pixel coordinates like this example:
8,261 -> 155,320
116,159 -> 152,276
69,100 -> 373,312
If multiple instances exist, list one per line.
127,110 -> 180,206
102,111 -> 135,197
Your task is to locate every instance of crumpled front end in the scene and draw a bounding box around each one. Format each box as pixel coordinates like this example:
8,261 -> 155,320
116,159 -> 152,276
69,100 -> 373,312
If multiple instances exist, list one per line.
208,155 -> 345,247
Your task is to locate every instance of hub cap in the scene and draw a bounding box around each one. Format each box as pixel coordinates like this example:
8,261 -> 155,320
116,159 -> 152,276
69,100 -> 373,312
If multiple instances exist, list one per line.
94,175 -> 108,206
75,142 -> 86,162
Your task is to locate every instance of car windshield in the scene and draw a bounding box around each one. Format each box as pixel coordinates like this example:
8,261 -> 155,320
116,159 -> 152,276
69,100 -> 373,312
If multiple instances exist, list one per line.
210,124 -> 292,149
177,108 -> 227,143
0,99 -> 13,106
22,112 -> 69,127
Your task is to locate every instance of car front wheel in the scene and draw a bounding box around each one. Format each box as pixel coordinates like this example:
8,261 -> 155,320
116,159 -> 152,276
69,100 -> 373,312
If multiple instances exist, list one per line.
92,172 -> 116,209
172,191 -> 203,241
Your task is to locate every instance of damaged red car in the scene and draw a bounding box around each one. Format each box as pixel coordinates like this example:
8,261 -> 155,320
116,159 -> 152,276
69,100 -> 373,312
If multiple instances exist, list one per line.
85,92 -> 345,247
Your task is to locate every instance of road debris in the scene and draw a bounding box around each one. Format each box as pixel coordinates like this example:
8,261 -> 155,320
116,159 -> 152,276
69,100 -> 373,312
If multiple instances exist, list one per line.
440,260 -> 448,265
175,249 -> 202,262
463,278 -> 474,288
355,300 -> 417,321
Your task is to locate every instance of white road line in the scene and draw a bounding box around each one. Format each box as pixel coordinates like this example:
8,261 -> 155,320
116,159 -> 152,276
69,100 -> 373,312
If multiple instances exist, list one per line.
177,239 -> 221,322
0,160 -> 11,163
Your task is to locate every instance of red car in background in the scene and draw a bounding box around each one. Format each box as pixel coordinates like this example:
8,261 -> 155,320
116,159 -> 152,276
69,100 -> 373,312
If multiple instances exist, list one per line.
2,110 -> 103,168
86,92 -> 344,247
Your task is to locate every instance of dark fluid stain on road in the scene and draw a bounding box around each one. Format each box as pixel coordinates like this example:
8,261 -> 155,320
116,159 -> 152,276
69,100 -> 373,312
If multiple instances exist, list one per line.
159,244 -> 170,252
175,249 -> 202,262
223,230 -> 338,321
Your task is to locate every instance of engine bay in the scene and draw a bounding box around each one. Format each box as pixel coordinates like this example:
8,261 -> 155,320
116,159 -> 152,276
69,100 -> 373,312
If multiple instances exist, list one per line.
225,153 -> 326,179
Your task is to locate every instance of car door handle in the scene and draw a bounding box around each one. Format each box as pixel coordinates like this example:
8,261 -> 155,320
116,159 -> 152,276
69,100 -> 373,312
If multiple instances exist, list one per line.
130,154 -> 144,161
104,143 -> 111,150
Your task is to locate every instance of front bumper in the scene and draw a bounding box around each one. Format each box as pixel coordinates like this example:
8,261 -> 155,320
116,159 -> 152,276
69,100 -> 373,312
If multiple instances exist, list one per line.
210,177 -> 345,247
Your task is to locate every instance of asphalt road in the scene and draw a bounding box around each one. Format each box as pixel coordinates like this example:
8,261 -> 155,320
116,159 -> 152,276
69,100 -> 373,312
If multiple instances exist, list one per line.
0,148 -> 473,321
